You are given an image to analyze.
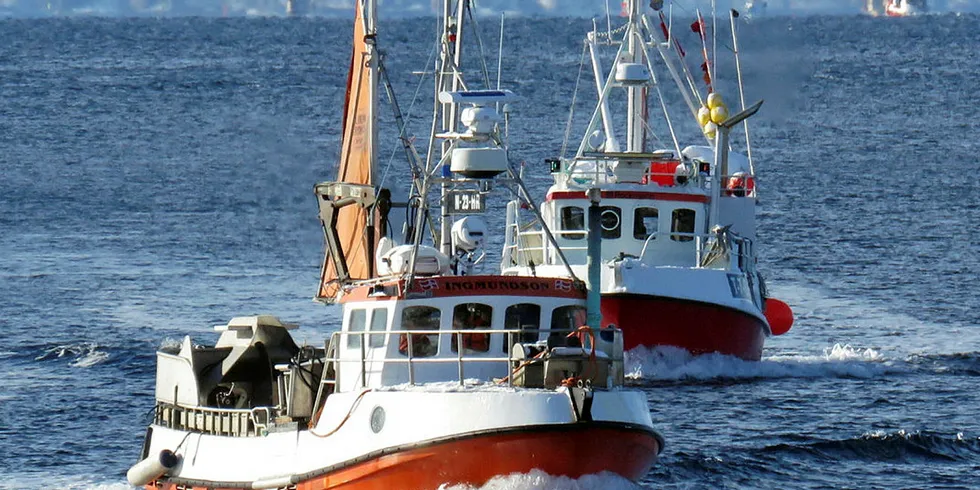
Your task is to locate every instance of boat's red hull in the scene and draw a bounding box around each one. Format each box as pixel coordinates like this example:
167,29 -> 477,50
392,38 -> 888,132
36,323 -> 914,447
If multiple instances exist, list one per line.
601,294 -> 768,361
147,423 -> 661,490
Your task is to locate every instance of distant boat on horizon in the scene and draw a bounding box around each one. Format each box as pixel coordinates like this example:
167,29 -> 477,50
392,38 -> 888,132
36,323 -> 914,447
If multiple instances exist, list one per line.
866,0 -> 927,16
885,0 -> 928,16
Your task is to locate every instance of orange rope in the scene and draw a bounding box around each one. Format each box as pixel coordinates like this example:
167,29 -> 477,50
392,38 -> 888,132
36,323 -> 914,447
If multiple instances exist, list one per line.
309,389 -> 372,438
562,325 -> 599,386
566,325 -> 596,361
496,350 -> 547,385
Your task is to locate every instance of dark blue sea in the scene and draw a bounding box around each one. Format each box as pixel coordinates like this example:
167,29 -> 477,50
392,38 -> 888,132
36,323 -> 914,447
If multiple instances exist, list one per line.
2,12 -> 979,490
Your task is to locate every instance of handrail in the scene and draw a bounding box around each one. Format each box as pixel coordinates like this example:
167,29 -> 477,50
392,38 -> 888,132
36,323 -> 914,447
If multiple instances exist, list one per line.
637,231 -> 707,262
251,407 -> 271,433
328,327 -> 625,388
153,403 -> 259,437
507,224 -> 756,271
503,226 -> 589,269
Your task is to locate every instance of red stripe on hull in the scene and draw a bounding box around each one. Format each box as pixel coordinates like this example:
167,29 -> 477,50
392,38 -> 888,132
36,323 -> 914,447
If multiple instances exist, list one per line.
340,276 -> 586,303
602,294 -> 767,361
148,425 -> 660,490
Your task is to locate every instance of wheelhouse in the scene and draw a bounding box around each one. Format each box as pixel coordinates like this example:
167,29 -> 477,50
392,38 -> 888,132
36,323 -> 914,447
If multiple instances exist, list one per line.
502,146 -> 759,273
542,191 -> 709,267
334,275 -> 591,391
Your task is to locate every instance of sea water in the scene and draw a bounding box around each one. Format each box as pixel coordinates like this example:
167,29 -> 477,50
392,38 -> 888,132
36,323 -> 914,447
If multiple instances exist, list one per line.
1,14 -> 978,489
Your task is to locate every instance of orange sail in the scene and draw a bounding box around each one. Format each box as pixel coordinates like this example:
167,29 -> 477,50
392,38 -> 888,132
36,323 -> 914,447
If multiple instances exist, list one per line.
317,0 -> 377,301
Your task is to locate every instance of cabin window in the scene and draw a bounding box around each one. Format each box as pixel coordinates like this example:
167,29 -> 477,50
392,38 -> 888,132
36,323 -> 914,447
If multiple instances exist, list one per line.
550,305 -> 587,344
560,206 -> 585,240
368,309 -> 388,348
598,206 -> 621,239
347,309 -> 367,348
503,303 -> 541,352
634,207 -> 659,240
399,306 -> 440,357
671,208 -> 696,242
451,303 -> 492,353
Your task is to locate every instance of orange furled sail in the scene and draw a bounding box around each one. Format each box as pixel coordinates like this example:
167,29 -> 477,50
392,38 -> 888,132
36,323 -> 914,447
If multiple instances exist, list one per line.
317,0 -> 378,301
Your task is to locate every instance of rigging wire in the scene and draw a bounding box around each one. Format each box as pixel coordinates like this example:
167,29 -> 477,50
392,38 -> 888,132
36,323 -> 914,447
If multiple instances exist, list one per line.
637,24 -> 682,156
560,42 -> 590,162
465,0 -> 494,89
377,37 -> 439,191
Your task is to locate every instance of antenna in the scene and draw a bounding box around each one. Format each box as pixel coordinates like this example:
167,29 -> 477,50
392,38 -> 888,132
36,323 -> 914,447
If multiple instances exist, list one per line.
729,8 -> 756,177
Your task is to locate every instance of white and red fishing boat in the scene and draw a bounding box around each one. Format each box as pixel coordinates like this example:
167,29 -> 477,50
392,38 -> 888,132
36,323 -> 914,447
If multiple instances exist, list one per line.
501,0 -> 793,361
128,1 -> 662,489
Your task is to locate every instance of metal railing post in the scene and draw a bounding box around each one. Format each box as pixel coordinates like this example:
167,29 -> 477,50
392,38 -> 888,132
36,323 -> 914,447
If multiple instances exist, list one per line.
508,331 -> 516,387
456,332 -> 464,386
360,333 -> 367,389
407,332 -> 415,385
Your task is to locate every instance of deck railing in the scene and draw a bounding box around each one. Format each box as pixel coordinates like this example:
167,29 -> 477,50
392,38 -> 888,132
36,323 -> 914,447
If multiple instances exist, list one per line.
153,402 -> 268,437
505,219 -> 754,272
325,326 -> 623,387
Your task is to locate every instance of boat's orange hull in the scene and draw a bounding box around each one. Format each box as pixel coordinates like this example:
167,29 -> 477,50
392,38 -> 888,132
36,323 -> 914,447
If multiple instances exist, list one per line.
147,424 -> 661,490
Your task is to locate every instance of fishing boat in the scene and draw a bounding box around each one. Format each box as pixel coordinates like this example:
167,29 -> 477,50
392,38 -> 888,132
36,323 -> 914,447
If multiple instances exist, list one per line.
884,0 -> 927,16
127,1 -> 663,488
500,0 -> 793,361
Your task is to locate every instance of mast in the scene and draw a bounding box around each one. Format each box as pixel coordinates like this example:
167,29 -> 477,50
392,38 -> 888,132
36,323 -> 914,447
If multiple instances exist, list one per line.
315,0 -> 381,302
438,0 -> 466,256
625,0 -> 646,153
587,27 -> 619,153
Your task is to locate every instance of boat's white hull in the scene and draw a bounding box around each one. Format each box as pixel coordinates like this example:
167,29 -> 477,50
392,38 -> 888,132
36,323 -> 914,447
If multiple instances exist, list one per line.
510,262 -> 770,359
139,389 -> 662,489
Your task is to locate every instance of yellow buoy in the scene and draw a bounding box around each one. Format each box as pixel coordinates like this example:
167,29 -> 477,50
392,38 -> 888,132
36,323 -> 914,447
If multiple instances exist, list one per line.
697,106 -> 711,127
706,92 -> 724,110
710,104 -> 729,124
702,121 -> 718,140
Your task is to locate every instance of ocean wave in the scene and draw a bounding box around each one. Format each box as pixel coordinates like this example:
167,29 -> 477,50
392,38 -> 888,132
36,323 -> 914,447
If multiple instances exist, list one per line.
760,430 -> 980,463
0,476 -> 130,490
625,344 -> 893,383
904,352 -> 980,376
33,342 -> 110,368
439,469 -> 641,490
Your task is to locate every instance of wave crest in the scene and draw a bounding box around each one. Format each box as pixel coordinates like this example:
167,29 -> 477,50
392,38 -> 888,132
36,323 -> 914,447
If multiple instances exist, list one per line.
438,470 -> 640,490
625,344 -> 891,382
34,342 -> 110,368
764,430 -> 980,463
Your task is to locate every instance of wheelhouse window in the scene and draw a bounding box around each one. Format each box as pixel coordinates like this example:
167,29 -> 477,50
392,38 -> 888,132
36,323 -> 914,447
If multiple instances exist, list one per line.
671,208 -> 696,242
369,309 -> 388,348
560,206 -> 585,240
451,303 -> 492,353
634,207 -> 659,240
347,309 -> 367,348
599,206 -> 621,239
399,306 -> 440,357
550,305 -> 587,344
503,303 -> 541,352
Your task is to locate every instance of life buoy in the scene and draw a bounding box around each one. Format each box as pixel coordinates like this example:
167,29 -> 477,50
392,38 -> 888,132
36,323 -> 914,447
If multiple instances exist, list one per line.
725,172 -> 755,197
